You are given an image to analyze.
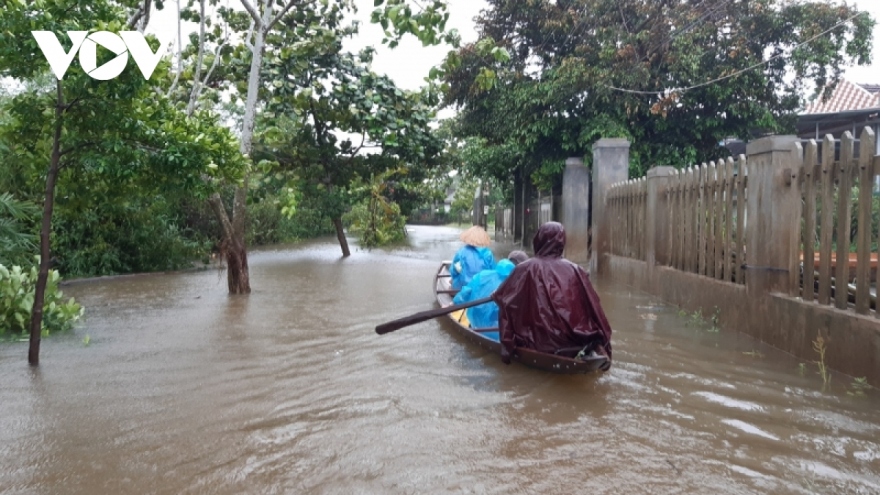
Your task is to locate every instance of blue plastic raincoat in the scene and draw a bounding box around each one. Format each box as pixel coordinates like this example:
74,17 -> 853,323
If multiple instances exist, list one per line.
450,245 -> 495,289
453,259 -> 515,329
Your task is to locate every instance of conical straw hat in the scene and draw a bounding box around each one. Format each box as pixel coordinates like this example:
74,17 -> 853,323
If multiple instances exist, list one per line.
459,225 -> 491,247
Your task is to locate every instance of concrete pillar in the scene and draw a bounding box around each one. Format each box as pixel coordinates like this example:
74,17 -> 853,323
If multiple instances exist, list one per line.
745,135 -> 800,295
562,157 -> 591,264
591,138 -> 631,274
646,166 -> 676,282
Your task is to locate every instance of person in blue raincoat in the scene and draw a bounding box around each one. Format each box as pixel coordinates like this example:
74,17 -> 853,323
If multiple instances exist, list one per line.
450,225 -> 495,289
452,251 -> 528,329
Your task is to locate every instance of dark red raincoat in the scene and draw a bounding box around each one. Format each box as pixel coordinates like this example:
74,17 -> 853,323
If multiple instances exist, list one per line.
491,222 -> 613,367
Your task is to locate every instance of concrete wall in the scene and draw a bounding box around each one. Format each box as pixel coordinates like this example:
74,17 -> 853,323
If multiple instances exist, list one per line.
594,135 -> 880,384
606,255 -> 880,383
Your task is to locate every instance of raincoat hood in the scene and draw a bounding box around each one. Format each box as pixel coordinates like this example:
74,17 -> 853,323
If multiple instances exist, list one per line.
495,259 -> 515,278
533,221 -> 566,258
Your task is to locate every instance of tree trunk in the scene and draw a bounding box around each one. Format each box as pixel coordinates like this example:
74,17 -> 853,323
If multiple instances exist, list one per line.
513,170 -> 523,243
29,81 -> 65,366
332,217 -> 351,257
208,190 -> 251,294
204,0 -> 276,294
224,235 -> 250,294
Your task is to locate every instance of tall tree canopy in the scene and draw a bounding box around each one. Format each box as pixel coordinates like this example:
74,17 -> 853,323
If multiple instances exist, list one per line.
443,0 -> 875,183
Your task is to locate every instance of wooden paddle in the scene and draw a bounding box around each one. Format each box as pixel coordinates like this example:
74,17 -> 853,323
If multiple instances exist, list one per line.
375,296 -> 494,335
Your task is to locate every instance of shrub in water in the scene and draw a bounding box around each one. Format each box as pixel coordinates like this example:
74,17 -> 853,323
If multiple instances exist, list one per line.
0,262 -> 83,337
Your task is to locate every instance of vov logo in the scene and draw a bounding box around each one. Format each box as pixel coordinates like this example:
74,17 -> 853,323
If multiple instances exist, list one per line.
31,31 -> 175,81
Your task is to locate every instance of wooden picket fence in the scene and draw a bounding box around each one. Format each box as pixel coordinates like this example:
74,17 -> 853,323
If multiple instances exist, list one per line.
606,127 -> 880,318
795,128 -> 879,314
665,157 -> 748,285
607,157 -> 748,285
607,178 -> 647,261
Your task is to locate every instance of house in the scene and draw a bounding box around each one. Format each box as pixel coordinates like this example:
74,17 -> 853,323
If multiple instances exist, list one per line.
797,79 -> 880,155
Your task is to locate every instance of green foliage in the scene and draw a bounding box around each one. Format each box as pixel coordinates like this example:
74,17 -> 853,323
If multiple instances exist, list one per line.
0,0 -> 246,280
371,0 -> 458,49
245,193 -> 334,245
0,193 -> 38,267
0,262 -> 83,338
450,174 -> 478,221
847,377 -> 871,397
52,197 -> 212,277
443,0 -> 875,187
343,170 -> 407,248
678,306 -> 720,333
249,5 -> 445,253
813,333 -> 831,387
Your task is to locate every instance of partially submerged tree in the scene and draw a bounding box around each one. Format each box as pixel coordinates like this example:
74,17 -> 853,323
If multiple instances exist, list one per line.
173,0 -> 455,288
0,0 -> 244,365
256,40 -> 442,255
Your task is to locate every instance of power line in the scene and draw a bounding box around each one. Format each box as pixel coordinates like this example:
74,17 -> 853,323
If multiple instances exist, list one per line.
604,10 -> 868,96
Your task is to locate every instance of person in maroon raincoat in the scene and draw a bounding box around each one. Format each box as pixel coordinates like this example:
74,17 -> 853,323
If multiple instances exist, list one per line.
491,221 -> 612,369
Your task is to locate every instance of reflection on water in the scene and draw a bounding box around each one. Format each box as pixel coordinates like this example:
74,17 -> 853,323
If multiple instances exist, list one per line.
0,225 -> 879,494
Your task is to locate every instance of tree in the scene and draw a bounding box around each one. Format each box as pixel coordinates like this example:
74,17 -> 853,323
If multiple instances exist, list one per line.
443,0 -> 875,181
255,38 -> 442,255
0,0 -> 244,365
173,0 -> 455,286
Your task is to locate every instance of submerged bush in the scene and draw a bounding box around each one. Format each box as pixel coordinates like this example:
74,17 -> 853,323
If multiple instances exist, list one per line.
52,199 -> 212,277
0,262 -> 83,338
344,198 -> 406,248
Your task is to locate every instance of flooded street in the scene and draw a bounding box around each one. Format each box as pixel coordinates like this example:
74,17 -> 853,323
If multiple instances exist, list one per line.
1,225 -> 879,494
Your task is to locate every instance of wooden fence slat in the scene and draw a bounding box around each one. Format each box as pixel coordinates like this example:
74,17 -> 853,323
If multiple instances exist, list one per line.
681,170 -> 688,271
629,180 -> 635,258
724,158 -> 734,282
640,178 -> 647,260
625,181 -> 630,258
633,179 -> 643,259
698,164 -> 706,276
790,143 -> 803,296
715,160 -> 725,280
802,140 -> 818,303
669,172 -> 677,268
712,160 -> 724,280
708,161 -> 716,279
736,155 -> 747,285
676,170 -> 684,270
691,166 -> 699,274
684,166 -> 696,272
628,180 -> 634,258
818,135 -> 835,305
835,132 -> 854,310
855,128 -> 876,313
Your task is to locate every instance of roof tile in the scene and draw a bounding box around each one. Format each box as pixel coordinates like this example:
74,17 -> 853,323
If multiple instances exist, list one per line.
804,79 -> 880,114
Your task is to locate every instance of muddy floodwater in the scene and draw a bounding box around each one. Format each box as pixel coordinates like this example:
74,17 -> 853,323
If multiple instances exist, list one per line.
1,225 -> 879,494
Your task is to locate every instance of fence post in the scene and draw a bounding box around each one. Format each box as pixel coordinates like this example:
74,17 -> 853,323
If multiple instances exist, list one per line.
563,157 -> 591,264
744,135 -> 800,296
646,166 -> 676,284
592,138 -> 631,274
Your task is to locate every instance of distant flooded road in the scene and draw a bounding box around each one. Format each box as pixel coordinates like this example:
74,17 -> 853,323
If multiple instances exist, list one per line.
1,225 -> 878,494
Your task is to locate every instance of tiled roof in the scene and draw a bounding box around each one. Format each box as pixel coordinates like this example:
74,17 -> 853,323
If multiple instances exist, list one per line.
803,79 -> 880,114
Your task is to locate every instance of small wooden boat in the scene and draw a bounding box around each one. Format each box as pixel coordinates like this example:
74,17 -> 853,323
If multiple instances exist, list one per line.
434,261 -> 608,374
